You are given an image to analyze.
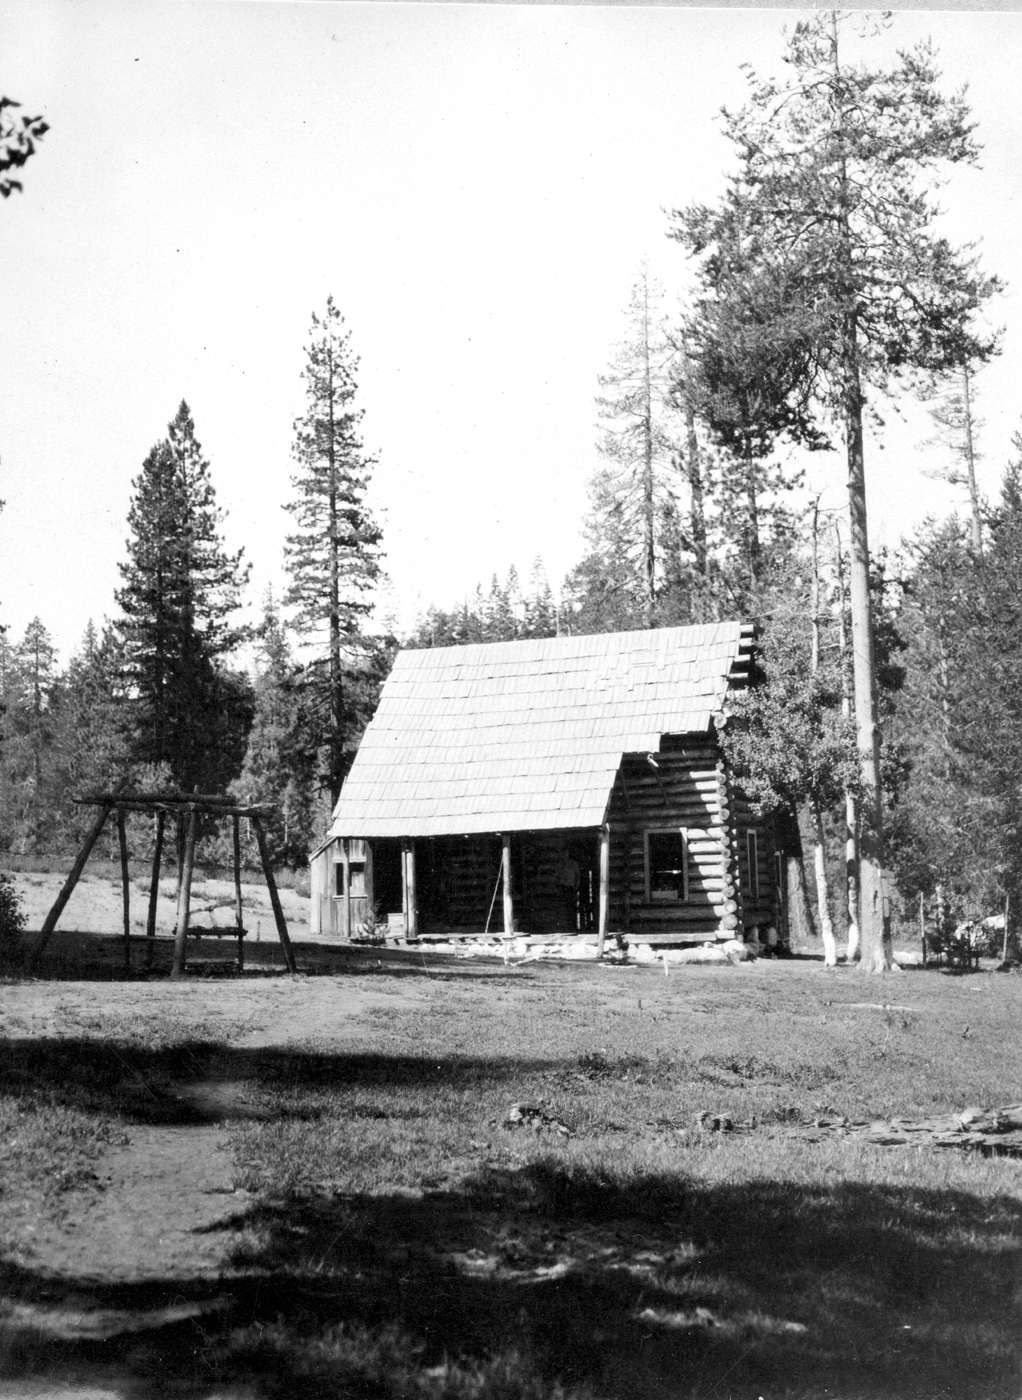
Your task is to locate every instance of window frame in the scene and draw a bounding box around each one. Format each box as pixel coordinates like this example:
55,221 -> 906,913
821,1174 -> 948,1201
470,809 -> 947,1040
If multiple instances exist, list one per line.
643,826 -> 690,903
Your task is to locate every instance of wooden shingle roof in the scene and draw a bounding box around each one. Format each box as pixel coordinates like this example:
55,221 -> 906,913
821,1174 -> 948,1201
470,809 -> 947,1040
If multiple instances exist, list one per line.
328,621 -> 752,838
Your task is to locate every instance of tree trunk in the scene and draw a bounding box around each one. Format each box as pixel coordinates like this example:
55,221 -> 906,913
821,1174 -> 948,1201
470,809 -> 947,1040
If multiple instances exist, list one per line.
745,445 -> 760,591
680,345 -> 708,618
844,790 -> 860,961
641,280 -> 656,626
786,848 -> 817,949
844,354 -> 890,972
327,348 -> 344,808
833,522 -> 861,960
813,803 -> 838,967
935,881 -> 948,961
780,807 -> 817,950
962,363 -> 982,553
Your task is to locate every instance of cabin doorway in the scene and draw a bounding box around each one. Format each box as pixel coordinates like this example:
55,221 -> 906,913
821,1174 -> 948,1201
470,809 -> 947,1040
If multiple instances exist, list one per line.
371,840 -> 403,921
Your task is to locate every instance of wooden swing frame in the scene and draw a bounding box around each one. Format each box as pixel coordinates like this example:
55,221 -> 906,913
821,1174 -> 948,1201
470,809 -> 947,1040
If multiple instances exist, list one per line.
30,785 -> 298,976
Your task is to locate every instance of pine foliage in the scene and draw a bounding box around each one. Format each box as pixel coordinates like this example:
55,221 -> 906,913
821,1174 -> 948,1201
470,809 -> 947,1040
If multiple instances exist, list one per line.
284,298 -> 384,804
116,401 -> 251,791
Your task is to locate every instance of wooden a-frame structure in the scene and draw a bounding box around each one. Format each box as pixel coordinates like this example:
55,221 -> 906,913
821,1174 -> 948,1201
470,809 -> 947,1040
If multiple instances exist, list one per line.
30,785 -> 297,976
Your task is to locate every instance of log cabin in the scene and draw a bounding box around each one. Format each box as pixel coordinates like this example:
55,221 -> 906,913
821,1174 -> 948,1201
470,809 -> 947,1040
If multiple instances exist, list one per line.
310,621 -> 783,948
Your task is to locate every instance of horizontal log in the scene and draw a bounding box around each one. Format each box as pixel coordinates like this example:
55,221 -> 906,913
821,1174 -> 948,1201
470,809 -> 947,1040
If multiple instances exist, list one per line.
625,931 -> 729,945
74,797 -> 274,816
77,790 -> 246,805
627,901 -> 737,920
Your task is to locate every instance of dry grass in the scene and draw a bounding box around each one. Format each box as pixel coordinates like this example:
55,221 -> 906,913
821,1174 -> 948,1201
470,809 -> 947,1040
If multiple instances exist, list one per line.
1,952 -> 1020,1398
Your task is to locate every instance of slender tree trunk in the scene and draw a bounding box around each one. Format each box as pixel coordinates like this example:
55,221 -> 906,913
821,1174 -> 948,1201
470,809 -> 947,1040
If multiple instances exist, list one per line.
962,364 -> 982,553
829,12 -> 890,974
845,377 -> 889,971
834,522 -> 860,960
786,846 -> 817,949
809,505 -> 836,966
813,803 -> 838,967
641,280 -> 656,626
745,445 -> 760,592
680,346 -> 708,619
935,880 -> 948,961
327,352 -> 344,807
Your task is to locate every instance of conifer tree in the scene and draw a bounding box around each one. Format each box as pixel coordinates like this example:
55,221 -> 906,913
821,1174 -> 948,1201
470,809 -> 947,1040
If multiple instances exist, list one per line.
674,200 -> 823,605
585,268 -> 688,627
918,364 -> 985,552
116,401 -> 251,791
678,13 -> 1000,970
284,299 -> 383,806
233,592 -> 315,867
1,618 -> 59,851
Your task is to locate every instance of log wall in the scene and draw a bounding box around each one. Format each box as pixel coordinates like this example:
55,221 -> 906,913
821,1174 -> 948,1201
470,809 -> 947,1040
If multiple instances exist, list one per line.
319,740 -> 782,945
604,740 -> 779,944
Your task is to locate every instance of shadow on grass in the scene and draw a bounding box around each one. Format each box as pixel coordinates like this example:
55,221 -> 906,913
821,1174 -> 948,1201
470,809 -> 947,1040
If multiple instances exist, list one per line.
2,1162 -> 1019,1400
13,928 -> 543,984
0,1037 -> 563,1125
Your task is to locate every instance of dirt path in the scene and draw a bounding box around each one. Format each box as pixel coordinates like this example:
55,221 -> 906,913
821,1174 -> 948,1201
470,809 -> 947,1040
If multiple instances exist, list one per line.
1,973 -> 427,1395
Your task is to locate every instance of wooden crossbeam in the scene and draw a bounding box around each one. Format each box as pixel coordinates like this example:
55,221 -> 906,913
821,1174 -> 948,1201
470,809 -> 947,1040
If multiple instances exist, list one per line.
72,797 -> 273,817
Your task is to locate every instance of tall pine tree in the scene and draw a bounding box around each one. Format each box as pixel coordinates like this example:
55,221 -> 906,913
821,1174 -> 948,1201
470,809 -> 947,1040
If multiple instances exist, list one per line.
678,13 -> 1000,970
116,401 -> 251,792
284,299 -> 384,806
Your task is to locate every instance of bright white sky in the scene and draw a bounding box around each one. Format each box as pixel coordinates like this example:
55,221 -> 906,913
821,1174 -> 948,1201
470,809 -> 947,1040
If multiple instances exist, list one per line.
1,2 -> 1020,660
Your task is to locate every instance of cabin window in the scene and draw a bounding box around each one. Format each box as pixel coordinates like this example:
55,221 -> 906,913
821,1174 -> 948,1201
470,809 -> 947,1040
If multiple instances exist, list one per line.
644,828 -> 689,902
746,831 -> 760,902
334,860 -> 366,898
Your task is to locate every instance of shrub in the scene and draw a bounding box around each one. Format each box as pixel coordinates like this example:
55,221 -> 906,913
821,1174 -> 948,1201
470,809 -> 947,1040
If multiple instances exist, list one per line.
0,872 -> 27,959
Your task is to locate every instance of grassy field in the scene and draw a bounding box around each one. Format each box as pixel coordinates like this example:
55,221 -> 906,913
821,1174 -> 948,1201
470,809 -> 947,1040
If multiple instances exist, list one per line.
1,944 -> 1020,1399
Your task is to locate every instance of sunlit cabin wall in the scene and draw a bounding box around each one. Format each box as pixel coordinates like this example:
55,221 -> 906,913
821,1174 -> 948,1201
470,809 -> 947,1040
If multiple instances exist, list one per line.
605,739 -> 777,945
310,837 -> 370,939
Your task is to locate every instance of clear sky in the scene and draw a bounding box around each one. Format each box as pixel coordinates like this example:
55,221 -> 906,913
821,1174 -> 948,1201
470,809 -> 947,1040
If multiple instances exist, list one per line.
1,2 -> 1020,660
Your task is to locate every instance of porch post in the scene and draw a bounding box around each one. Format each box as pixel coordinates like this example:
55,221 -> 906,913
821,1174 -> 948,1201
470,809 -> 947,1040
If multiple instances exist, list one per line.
502,833 -> 514,935
596,824 -> 610,958
171,806 -> 198,979
403,838 -> 418,938
364,841 -> 374,920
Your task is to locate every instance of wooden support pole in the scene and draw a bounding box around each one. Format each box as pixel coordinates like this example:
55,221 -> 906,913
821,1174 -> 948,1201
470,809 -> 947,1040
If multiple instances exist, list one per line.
146,810 -> 165,969
403,838 -> 418,939
233,814 -> 245,972
364,841 -> 374,924
252,814 -> 297,974
31,778 -> 127,964
117,807 -> 131,975
174,813 -> 186,909
502,833 -> 514,936
171,807 -> 198,979
596,824 -> 610,958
